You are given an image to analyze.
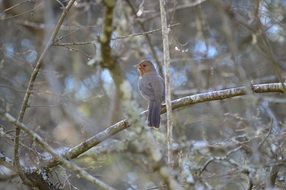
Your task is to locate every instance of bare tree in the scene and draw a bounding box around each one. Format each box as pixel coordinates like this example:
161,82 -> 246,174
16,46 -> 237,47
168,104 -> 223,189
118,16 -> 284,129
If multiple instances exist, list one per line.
0,0 -> 286,189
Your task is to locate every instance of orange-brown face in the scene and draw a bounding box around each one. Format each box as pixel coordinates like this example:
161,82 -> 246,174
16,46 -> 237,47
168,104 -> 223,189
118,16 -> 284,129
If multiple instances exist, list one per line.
136,61 -> 153,76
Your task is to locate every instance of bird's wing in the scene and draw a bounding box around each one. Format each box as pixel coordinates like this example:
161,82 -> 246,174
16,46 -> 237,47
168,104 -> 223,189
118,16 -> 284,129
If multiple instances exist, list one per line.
139,77 -> 154,100
149,75 -> 164,102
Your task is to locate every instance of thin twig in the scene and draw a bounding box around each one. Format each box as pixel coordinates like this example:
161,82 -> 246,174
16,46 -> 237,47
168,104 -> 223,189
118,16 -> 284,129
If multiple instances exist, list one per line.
3,0 -> 31,13
258,119 -> 273,149
113,23 -> 179,40
52,23 -> 179,46
125,0 -> 163,75
1,3 -> 42,21
200,146 -> 242,175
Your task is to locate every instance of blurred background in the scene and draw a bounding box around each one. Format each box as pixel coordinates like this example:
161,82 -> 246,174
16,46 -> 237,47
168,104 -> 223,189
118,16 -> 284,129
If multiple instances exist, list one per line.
0,0 -> 286,189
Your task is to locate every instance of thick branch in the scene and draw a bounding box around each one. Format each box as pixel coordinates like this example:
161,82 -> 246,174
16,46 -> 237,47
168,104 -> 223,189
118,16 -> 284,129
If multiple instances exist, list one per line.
100,0 -> 116,68
99,0 -> 125,123
45,82 -> 285,168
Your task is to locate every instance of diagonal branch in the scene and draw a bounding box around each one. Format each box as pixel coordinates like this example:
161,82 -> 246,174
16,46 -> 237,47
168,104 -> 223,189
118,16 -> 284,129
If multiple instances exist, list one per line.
16,0 -> 76,124
45,82 -> 285,168
14,0 -> 77,185
4,113 -> 116,190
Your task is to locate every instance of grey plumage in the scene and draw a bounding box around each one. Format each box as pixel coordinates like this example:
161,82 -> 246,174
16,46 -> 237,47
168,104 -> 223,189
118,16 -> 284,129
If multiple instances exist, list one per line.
138,70 -> 165,128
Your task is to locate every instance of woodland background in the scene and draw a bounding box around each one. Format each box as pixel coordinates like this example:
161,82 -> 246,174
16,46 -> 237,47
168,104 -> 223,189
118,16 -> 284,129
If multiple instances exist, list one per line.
0,0 -> 286,189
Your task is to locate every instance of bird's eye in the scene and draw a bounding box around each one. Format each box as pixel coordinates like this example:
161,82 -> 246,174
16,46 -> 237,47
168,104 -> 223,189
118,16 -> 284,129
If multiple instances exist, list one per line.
142,64 -> 146,67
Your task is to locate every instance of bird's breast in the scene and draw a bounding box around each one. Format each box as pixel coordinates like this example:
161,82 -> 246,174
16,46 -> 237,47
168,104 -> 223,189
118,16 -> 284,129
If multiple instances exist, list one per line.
138,77 -> 153,100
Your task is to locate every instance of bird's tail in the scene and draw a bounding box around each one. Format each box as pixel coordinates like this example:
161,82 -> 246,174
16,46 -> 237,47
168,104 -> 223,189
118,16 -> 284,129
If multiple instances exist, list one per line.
148,101 -> 161,128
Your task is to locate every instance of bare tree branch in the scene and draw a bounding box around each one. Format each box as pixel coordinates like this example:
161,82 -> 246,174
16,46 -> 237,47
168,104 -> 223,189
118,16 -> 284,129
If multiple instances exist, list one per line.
52,23 -> 180,46
159,0 -> 174,166
255,1 -> 286,93
113,23 -> 179,40
99,0 -> 125,124
45,82 -> 285,168
99,0 -> 116,68
3,0 -> 31,13
4,113 -> 117,190
144,0 -> 208,23
1,2 -> 42,21
125,0 -> 163,75
200,146 -> 242,175
14,0 -> 77,185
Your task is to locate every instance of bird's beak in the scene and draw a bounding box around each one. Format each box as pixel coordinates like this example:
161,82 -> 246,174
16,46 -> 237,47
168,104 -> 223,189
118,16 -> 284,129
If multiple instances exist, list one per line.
133,64 -> 140,68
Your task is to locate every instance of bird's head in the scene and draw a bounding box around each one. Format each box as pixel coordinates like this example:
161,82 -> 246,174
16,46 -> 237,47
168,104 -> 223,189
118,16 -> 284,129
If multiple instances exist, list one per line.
135,60 -> 155,76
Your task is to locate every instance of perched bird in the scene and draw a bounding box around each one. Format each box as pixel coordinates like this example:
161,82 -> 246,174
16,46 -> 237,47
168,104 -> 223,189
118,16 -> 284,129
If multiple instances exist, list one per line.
135,60 -> 165,128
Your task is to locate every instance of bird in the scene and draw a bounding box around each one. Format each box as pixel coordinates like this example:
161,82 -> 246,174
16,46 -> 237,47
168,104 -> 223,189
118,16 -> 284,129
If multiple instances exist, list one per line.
135,60 -> 165,128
